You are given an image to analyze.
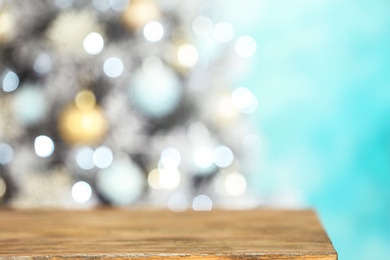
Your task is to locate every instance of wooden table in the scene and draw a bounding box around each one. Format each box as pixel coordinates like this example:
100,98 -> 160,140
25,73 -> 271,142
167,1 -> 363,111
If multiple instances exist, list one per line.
0,209 -> 337,259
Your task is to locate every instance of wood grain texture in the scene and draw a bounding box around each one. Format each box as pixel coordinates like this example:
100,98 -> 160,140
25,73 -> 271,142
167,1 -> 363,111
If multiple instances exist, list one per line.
0,209 -> 337,259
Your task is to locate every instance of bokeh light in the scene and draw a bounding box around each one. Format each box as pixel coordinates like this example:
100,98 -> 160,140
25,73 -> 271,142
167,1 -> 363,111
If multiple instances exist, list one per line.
75,90 -> 96,111
192,16 -> 213,37
93,146 -> 113,169
235,35 -> 257,58
148,167 -> 181,190
143,21 -> 164,42
193,147 -> 214,169
192,194 -> 213,211
159,168 -> 181,190
147,169 -> 162,189
214,94 -> 240,123
168,193 -> 188,212
0,6 -> 15,43
231,87 -> 258,114
122,0 -> 161,30
213,146 -> 234,168
109,0 -> 129,12
0,143 -> 13,165
177,43 -> 199,68
76,146 -> 95,170
1,70 -> 19,92
34,135 -> 55,158
83,32 -> 104,55
71,181 -> 92,203
160,147 -> 181,169
213,22 -> 235,43
0,177 -> 6,199
103,57 -> 124,78
225,172 -> 247,196
33,53 -> 52,74
92,0 -> 110,11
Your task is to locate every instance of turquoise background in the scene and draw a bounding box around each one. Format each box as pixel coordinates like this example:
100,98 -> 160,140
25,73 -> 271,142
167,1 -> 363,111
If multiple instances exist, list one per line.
224,0 -> 390,259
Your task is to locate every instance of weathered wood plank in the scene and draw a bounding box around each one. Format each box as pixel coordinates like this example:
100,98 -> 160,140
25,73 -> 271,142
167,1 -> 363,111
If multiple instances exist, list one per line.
0,209 -> 337,259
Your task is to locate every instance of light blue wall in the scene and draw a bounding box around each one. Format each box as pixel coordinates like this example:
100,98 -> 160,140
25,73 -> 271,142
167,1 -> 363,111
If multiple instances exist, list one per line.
224,0 -> 390,259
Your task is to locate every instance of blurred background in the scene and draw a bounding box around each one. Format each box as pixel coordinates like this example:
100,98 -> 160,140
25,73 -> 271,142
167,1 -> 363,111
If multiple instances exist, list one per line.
0,0 -> 389,259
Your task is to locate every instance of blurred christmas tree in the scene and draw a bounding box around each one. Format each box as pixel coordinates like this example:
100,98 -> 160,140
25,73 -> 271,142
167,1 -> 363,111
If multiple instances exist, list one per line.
0,0 -> 261,209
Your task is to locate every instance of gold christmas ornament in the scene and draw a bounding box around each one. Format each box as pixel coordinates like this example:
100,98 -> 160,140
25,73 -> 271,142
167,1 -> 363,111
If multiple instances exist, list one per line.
122,0 -> 161,31
58,90 -> 107,145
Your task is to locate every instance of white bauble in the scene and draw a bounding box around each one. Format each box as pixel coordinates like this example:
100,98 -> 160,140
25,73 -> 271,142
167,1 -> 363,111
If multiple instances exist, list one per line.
96,156 -> 145,206
129,64 -> 182,118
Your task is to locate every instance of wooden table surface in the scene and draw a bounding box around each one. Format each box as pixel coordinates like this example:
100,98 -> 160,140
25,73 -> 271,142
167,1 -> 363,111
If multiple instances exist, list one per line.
0,209 -> 337,259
